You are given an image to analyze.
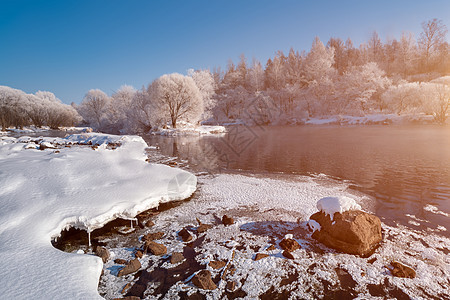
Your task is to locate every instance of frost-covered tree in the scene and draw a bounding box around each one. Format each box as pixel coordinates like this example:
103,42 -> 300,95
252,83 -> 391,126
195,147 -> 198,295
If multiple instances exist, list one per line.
0,86 -> 29,130
150,73 -> 203,128
340,62 -> 391,113
248,59 -> 265,92
77,89 -> 111,129
188,69 -> 216,120
381,82 -> 423,114
109,85 -> 136,133
419,19 -> 448,72
304,37 -> 335,84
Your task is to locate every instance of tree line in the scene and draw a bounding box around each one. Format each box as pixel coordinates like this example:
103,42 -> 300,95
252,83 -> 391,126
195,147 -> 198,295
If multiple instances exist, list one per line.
1,19 -> 449,132
0,86 -> 80,131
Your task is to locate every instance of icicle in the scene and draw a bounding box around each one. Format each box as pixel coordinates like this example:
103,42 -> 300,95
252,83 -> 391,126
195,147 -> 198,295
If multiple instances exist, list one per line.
88,231 -> 91,248
130,219 -> 133,229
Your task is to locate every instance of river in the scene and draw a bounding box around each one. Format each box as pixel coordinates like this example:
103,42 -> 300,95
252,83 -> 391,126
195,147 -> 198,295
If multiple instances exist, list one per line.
145,125 -> 450,236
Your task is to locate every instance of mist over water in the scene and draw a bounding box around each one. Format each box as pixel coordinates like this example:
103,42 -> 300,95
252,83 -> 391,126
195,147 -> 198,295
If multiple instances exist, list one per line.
145,125 -> 450,235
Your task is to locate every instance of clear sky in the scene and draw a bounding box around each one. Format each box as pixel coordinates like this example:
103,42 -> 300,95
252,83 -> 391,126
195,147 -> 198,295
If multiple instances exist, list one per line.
1,0 -> 449,104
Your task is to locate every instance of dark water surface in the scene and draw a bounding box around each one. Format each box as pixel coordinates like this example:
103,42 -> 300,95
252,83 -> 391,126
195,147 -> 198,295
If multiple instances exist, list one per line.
145,125 -> 450,235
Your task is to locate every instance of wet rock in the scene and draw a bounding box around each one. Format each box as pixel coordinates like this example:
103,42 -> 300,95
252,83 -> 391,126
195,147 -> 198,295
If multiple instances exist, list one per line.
114,259 -> 127,265
143,232 -> 164,241
209,260 -> 226,270
390,261 -> 416,278
222,215 -> 234,226
145,240 -> 167,256
135,250 -> 143,258
282,250 -> 294,259
266,244 -> 276,251
310,210 -> 382,256
121,282 -> 131,294
279,238 -> 301,252
145,220 -> 155,227
226,281 -> 237,292
95,246 -> 110,263
197,223 -> 213,233
126,283 -> 146,298
178,228 -> 193,242
254,253 -> 269,261
368,257 -> 377,264
117,258 -> 141,276
191,270 -> 217,290
113,296 -> 140,300
170,252 -> 185,264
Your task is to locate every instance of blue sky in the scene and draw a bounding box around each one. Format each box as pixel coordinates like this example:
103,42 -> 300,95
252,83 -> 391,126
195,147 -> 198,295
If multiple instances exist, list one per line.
0,0 -> 449,104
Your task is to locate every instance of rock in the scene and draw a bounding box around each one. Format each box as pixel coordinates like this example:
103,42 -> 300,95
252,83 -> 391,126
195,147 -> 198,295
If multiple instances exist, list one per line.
282,250 -> 294,259
178,228 -> 193,242
279,238 -> 301,252
95,246 -> 110,263
197,223 -> 213,233
254,253 -> 269,261
310,210 -> 382,256
135,250 -> 143,258
145,220 -> 155,227
390,261 -> 416,278
117,258 -> 141,276
368,257 -> 377,264
222,215 -> 234,226
114,259 -> 127,264
121,282 -> 131,294
209,260 -> 226,269
266,245 -> 276,251
170,252 -> 185,264
143,231 -> 164,241
145,240 -> 167,256
226,281 -> 237,292
191,270 -> 217,290
113,296 -> 140,300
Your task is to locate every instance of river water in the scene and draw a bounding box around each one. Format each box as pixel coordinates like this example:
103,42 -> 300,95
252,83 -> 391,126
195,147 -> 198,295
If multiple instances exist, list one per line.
145,125 -> 450,236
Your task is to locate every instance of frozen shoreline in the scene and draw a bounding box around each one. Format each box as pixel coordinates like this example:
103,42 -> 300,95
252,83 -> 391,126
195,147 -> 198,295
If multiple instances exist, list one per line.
0,133 -> 197,299
97,173 -> 450,299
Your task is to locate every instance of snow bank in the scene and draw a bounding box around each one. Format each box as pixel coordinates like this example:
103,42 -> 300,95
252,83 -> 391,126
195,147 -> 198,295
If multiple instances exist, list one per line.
317,196 -> 362,220
0,133 -> 196,299
151,122 -> 226,136
304,113 -> 435,126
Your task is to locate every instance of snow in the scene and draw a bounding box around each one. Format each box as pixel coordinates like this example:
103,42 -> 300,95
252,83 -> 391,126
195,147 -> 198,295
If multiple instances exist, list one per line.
308,219 -> 321,232
304,113 -> 435,126
98,173 -> 449,299
316,196 -> 362,220
151,122 -> 226,136
0,133 -> 197,299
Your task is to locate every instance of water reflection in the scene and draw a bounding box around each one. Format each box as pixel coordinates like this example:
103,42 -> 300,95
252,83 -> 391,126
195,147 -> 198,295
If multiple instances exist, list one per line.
144,125 -> 450,235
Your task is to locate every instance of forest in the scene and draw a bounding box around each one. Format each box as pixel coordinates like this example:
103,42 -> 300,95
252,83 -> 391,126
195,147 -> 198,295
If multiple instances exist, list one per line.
1,19 -> 449,132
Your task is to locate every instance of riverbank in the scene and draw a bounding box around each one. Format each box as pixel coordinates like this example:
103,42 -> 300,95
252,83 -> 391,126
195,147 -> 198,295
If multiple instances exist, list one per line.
94,173 -> 450,299
0,133 -> 196,299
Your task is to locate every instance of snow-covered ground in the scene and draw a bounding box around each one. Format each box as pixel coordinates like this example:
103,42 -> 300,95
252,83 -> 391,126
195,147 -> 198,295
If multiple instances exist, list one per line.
98,173 -> 450,299
304,113 -> 436,125
151,122 -> 226,136
4,125 -> 91,134
0,133 -> 197,299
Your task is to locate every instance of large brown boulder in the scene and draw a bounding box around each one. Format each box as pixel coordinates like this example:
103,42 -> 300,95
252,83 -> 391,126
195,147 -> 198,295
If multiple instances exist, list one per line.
310,210 -> 382,256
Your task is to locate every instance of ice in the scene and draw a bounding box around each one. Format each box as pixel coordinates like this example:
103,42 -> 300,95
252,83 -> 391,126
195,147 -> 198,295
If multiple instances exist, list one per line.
316,196 -> 362,220
307,219 -> 321,232
0,133 -> 196,299
96,173 -> 449,299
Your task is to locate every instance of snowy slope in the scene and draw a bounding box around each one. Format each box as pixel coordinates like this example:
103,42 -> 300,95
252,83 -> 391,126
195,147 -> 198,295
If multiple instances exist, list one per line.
0,133 -> 197,299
